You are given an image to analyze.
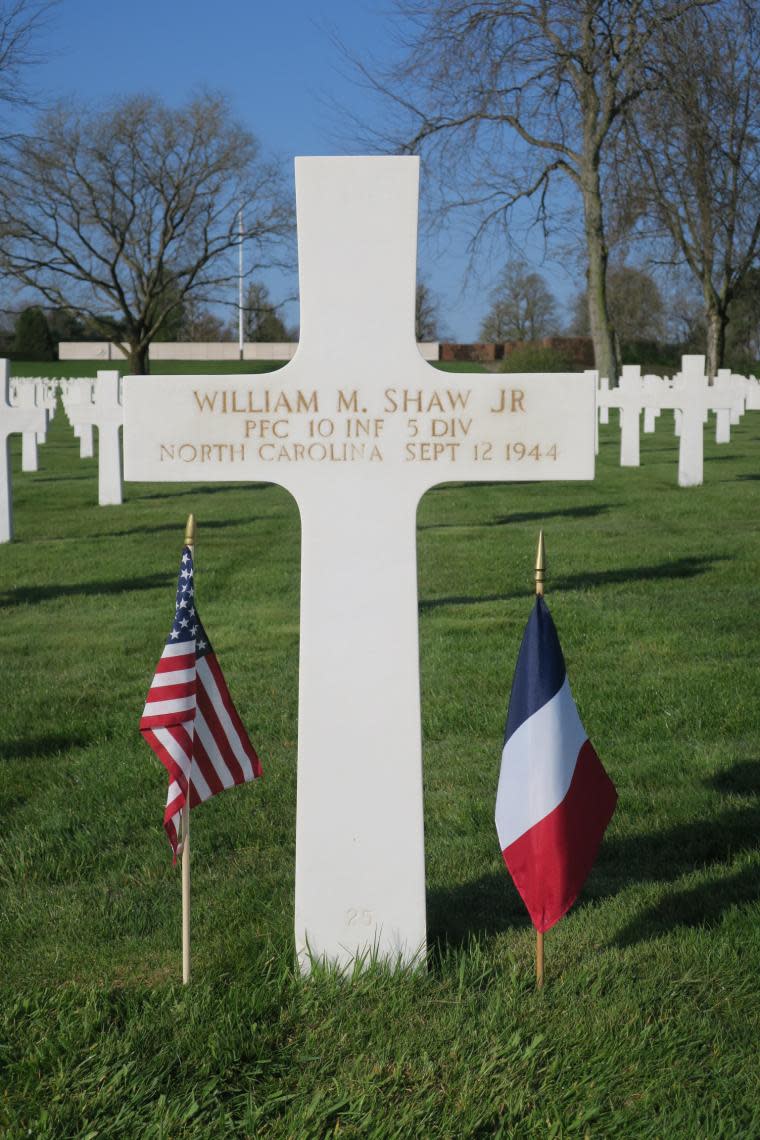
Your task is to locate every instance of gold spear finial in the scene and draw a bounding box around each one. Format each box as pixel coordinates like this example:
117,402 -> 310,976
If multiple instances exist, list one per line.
535,530 -> 546,597
184,513 -> 196,552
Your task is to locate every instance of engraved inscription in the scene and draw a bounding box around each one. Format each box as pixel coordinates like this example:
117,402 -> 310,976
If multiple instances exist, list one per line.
346,907 -> 375,927
155,383 -> 568,469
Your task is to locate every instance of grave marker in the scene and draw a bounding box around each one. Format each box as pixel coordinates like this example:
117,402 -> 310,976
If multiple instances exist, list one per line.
61,379 -> 95,457
123,157 -> 596,971
66,371 -> 123,504
597,364 -> 644,465
642,377 -> 661,434
14,381 -> 42,472
651,356 -> 735,486
0,360 -> 46,542
713,370 -> 746,442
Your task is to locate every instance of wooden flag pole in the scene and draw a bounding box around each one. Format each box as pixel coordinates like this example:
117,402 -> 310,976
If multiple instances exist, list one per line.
535,529 -> 546,989
181,512 -> 196,985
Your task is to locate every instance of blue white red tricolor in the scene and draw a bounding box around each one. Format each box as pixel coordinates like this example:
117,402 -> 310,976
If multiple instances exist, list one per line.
495,596 -> 617,932
140,546 -> 262,858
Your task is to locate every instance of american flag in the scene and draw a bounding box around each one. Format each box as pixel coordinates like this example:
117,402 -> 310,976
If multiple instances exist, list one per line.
140,545 -> 262,857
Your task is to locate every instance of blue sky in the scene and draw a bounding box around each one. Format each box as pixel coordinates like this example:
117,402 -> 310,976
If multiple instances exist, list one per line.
10,0 -> 579,340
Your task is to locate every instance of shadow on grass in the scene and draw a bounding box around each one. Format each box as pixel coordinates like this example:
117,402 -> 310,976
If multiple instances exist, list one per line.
707,759 -> 760,796
419,504 -> 611,531
419,555 -> 723,611
428,871 -> 523,951
132,484 -> 271,501
430,761 -> 760,950
736,473 -> 760,481
614,866 -> 760,946
102,518 -> 254,539
597,801 -> 760,895
0,732 -> 90,760
607,758 -> 760,945
21,473 -> 92,483
0,573 -> 167,608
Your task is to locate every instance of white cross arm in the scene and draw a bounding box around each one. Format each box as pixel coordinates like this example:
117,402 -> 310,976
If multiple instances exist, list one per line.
123,370 -> 595,495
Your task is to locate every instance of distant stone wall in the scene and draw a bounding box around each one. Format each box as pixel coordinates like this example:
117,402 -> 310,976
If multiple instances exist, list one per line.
58,341 -> 441,363
440,337 -> 595,367
440,343 -> 504,363
58,342 -> 131,361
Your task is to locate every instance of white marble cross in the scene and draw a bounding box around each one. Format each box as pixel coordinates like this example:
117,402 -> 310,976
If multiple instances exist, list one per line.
123,157 -> 595,972
61,379 -> 96,458
713,369 -> 747,442
597,376 -> 610,424
66,371 -> 123,504
642,376 -> 661,434
0,361 -> 47,542
13,381 -> 44,472
40,379 -> 58,442
745,377 -> 760,410
597,364 -> 644,465
650,356 -> 735,486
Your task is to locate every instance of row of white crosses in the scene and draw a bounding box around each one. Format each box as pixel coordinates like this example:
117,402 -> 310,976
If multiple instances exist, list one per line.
7,377 -> 58,472
0,362 -> 48,541
596,358 -> 760,487
0,364 -> 125,542
59,371 -> 124,503
61,379 -> 94,458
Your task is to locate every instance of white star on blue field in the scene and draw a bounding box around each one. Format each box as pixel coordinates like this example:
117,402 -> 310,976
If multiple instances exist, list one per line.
168,548 -> 210,655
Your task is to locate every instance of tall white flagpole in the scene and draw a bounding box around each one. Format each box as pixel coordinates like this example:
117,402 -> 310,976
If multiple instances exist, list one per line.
181,512 -> 196,984
238,208 -> 244,360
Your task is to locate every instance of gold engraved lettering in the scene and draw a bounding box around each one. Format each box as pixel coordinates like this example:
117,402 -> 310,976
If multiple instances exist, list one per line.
405,442 -> 460,461
193,388 -> 318,414
504,442 -> 558,461
337,389 -> 360,413
173,442 -> 246,462
345,417 -> 384,438
490,388 -> 527,414
244,419 -> 289,439
473,442 -> 493,461
308,418 -> 336,438
193,390 -> 217,412
385,388 -> 471,413
257,441 -> 384,463
431,417 -> 472,438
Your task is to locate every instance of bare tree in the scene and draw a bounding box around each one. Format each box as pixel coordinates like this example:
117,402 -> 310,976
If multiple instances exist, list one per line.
243,280 -> 292,342
355,0 -> 713,382
0,1 -> 55,128
415,279 -> 442,340
479,259 -> 557,342
569,263 -> 664,343
0,92 -> 293,372
622,0 -> 760,374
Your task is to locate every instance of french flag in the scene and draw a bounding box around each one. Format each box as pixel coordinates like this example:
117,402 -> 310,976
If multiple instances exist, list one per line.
495,596 -> 617,933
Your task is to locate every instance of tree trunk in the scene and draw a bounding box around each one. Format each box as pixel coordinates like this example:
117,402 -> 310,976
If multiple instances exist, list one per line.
705,306 -> 727,378
582,170 -> 618,384
127,341 -> 150,375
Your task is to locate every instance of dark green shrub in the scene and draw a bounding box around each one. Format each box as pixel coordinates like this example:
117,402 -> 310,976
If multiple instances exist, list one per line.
501,345 -> 576,372
13,306 -> 55,361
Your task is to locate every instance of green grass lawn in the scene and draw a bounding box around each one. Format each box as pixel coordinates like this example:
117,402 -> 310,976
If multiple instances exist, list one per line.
1,377 -> 759,1137
11,359 -> 290,378
10,357 -> 486,378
